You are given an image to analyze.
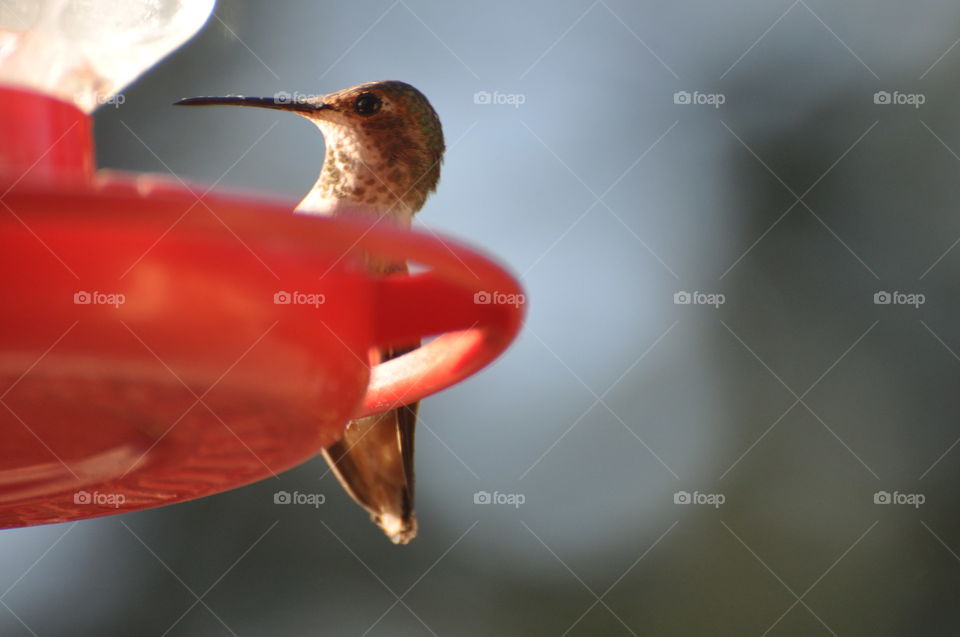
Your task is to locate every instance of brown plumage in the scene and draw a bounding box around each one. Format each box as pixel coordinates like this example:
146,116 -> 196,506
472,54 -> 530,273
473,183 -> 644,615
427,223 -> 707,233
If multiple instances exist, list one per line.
175,80 -> 445,543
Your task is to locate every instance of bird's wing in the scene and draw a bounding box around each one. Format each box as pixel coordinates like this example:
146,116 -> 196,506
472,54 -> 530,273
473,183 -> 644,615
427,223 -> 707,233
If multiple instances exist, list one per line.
321,342 -> 419,544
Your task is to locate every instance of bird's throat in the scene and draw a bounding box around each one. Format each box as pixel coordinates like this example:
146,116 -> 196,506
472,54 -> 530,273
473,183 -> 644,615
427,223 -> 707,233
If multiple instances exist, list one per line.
295,125 -> 423,225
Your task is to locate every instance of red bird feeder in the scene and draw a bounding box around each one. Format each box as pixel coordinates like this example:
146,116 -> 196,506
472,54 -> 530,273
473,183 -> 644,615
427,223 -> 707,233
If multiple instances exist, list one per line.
0,3 -> 523,527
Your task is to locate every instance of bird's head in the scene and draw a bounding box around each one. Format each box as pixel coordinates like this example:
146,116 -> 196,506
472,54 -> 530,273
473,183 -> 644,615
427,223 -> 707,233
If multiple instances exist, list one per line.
176,80 -> 445,218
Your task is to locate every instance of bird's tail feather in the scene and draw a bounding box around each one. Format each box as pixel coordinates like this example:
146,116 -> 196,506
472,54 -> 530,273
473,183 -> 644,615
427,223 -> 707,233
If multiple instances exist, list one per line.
322,342 -> 419,544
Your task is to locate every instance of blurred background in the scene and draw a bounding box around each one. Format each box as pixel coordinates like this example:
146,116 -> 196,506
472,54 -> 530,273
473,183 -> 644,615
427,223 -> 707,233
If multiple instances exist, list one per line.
4,0 -> 960,634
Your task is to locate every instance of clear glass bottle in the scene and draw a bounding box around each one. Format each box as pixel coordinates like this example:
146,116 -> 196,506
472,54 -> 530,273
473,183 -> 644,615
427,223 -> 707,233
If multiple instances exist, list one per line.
0,0 -> 215,112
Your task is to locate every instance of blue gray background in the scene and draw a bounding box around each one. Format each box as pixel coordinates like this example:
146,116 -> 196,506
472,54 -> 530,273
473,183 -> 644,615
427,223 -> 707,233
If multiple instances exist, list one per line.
4,1 -> 960,635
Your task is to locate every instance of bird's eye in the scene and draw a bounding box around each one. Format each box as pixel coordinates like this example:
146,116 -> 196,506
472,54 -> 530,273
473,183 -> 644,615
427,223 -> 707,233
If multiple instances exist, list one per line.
354,92 -> 382,116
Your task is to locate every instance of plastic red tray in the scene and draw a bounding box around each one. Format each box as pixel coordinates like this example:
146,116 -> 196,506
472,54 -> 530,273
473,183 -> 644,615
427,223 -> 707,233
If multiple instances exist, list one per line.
0,87 -> 524,527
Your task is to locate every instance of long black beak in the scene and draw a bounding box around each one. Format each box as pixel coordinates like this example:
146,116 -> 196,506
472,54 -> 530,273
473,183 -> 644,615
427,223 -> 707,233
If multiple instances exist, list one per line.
173,95 -> 332,115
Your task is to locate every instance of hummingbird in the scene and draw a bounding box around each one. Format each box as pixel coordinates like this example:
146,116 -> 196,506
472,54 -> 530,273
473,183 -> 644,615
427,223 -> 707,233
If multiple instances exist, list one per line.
175,81 -> 445,544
